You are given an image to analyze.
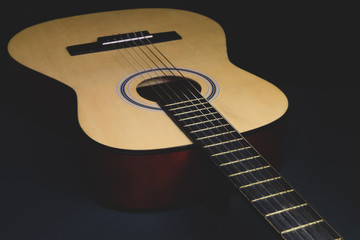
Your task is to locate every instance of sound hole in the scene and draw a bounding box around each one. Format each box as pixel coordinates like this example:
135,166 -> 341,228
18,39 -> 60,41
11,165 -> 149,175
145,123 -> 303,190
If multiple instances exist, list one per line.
136,76 -> 201,102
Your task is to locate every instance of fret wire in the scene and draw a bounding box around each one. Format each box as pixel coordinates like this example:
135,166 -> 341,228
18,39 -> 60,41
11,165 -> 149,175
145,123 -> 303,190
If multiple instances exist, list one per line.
282,222 -> 342,239
240,178 -> 293,202
265,203 -> 308,217
178,112 -> 218,121
203,137 -> 241,147
252,189 -> 295,202
252,189 -> 308,218
219,155 -> 261,166
173,107 -> 214,116
208,147 -> 258,165
267,206 -> 323,234
138,37 -> 334,239
168,102 -> 211,111
281,220 -> 324,234
195,130 -> 236,141
182,118 -> 224,127
239,176 -> 282,189
210,146 -> 252,157
189,123 -> 230,133
228,165 -> 271,177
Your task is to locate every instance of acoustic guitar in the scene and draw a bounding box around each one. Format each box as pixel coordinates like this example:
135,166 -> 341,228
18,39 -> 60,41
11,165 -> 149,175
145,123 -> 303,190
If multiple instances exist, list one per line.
8,8 -> 342,239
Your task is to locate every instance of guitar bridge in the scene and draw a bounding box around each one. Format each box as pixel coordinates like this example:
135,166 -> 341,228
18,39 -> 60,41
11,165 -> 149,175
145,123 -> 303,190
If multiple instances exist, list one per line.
67,31 -> 181,56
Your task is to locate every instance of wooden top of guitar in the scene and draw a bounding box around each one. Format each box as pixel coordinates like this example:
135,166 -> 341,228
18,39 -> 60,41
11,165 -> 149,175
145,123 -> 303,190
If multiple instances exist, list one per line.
8,8 -> 288,151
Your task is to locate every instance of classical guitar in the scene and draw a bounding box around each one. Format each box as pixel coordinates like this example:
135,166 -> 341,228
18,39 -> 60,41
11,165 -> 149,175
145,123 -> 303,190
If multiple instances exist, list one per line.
8,9 -> 342,239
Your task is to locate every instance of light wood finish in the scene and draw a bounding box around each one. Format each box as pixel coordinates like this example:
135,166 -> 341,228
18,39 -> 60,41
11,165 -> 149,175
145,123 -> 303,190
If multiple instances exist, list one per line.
8,8 -> 288,151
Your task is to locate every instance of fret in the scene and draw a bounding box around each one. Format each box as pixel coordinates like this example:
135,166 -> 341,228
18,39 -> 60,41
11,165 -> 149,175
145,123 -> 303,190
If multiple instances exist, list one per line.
240,177 -> 293,201
210,146 -> 258,164
210,146 -> 252,157
281,220 -> 324,234
265,203 -> 308,217
196,130 -> 236,140
267,205 -> 322,233
195,131 -> 242,147
173,107 -> 214,116
228,165 -> 271,177
183,118 -> 227,128
282,221 -> 342,239
190,123 -> 230,133
252,189 -> 295,202
203,138 -> 242,148
190,125 -> 234,140
219,156 -> 269,174
253,189 -> 306,215
254,190 -> 307,218
231,168 -> 280,188
204,137 -> 249,153
167,101 -> 211,111
240,176 -> 281,189
179,113 -> 223,126
218,155 -> 262,166
178,112 -> 218,121
170,103 -> 215,117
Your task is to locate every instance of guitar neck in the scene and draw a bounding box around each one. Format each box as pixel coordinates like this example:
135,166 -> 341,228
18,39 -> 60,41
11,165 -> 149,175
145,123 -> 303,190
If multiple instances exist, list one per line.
155,81 -> 342,240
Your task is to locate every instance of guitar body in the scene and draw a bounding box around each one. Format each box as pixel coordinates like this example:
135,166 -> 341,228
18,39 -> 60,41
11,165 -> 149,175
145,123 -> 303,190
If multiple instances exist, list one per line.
8,9 -> 288,209
8,8 -> 288,209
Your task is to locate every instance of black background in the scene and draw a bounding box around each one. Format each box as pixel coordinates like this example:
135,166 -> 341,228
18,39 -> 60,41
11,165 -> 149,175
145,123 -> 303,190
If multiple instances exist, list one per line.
1,1 -> 359,239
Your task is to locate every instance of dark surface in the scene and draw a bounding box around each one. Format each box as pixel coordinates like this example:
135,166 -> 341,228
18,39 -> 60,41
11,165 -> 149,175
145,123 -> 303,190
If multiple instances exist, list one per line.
2,1 -> 358,239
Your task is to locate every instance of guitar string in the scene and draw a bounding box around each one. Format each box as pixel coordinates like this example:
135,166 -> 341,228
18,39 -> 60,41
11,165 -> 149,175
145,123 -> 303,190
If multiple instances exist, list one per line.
110,35 -> 170,106
142,34 -> 334,239
134,35 -> 321,238
111,33 -> 321,238
118,29 -> 336,239
113,33 -> 184,105
132,33 -> 318,239
142,36 -> 335,239
137,35 -> 329,238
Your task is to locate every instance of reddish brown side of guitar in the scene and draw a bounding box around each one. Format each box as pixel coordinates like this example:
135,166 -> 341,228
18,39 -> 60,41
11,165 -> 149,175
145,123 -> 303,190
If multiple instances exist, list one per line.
84,117 -> 286,210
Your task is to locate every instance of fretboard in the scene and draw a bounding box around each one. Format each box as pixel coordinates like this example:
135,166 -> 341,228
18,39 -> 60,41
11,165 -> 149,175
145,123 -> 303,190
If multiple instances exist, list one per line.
155,80 -> 342,240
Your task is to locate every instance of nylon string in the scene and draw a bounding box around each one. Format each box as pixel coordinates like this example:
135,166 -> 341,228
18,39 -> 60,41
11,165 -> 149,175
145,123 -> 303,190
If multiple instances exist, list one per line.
110,32 -> 325,239
121,32 -> 319,239
136,34 -> 324,239
136,33 -> 326,239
